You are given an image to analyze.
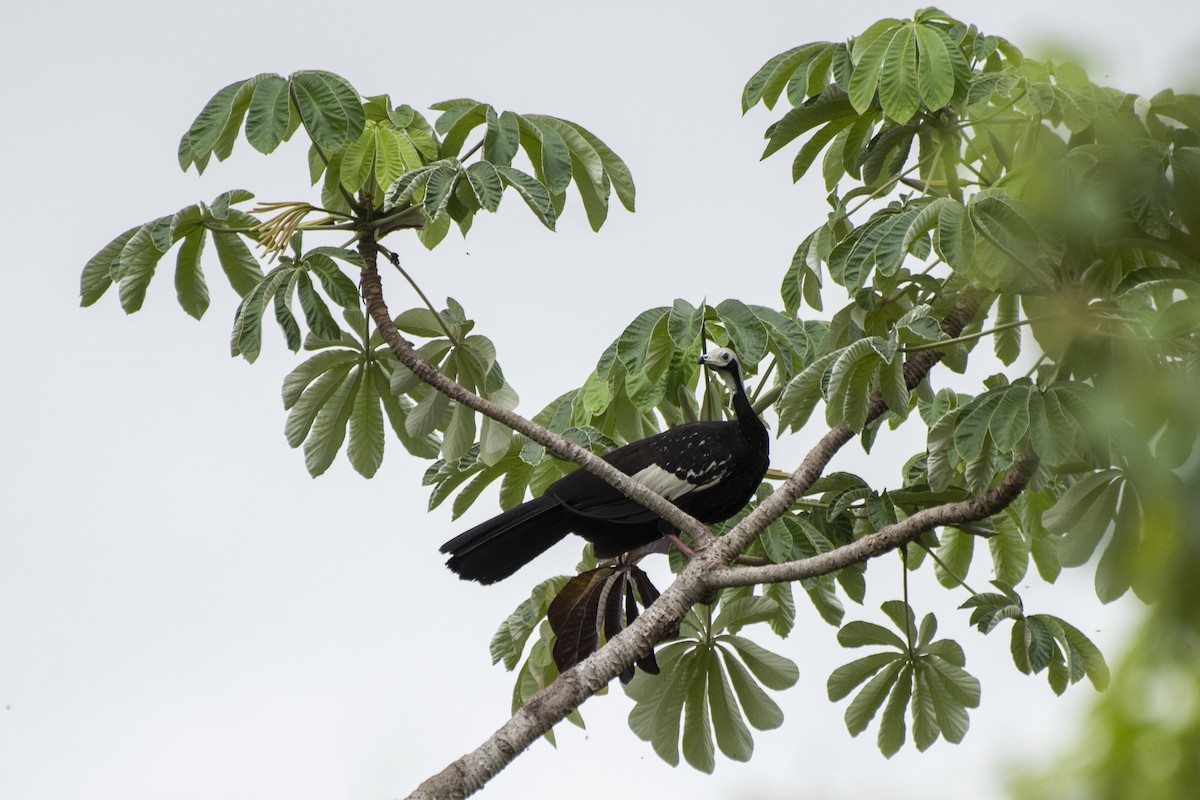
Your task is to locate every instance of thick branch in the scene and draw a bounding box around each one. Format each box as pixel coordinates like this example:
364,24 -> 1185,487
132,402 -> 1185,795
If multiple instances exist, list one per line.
355,236 -> 718,551
703,451 -> 1039,589
403,289 -> 987,798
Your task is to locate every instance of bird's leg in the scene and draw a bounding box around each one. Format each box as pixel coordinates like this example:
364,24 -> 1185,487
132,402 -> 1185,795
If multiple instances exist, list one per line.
664,532 -> 695,559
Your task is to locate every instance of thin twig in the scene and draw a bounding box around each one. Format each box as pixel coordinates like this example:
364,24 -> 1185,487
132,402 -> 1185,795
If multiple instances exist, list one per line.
377,245 -> 461,345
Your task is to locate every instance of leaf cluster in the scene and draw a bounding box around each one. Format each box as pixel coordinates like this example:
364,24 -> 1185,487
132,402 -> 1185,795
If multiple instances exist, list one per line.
829,601 -> 979,756
624,595 -> 800,772
961,581 -> 1109,694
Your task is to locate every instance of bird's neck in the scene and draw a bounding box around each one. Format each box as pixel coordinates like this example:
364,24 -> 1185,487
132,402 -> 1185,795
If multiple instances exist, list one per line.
727,371 -> 766,439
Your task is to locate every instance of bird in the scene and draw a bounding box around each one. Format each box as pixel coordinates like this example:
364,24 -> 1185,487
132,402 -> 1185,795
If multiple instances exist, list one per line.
440,347 -> 770,584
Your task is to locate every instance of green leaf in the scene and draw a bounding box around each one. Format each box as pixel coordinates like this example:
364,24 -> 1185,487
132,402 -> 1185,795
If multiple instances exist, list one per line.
82,225 -> 141,306
304,365 -> 362,476
407,387 -> 450,440
490,576 -> 571,670
116,219 -> 177,313
681,650 -> 715,773
1152,297 -> 1200,340
777,350 -> 839,432
282,349 -> 360,409
878,25 -> 919,123
484,108 -> 521,166
464,161 -> 504,213
843,660 -> 902,736
837,620 -> 906,650
720,635 -> 799,691
440,403 -> 475,462
524,116 -> 573,195
173,228 -> 209,320
211,231 -> 264,297
304,252 -> 360,310
828,652 -> 902,700
434,100 -> 488,157
910,665 -> 940,751
626,644 -> 698,766
1043,615 -> 1110,690
714,299 -> 769,364
719,647 -> 786,730
178,80 -> 244,172
296,272 -> 340,340
1042,470 -> 1122,567
877,663 -> 912,757
848,21 -> 900,113
954,391 -> 1003,462
230,268 -> 290,362
990,383 -> 1031,451
923,654 -> 981,708
285,359 -> 356,448
712,597 -> 779,633
988,513 -> 1030,586
743,44 -> 818,111
566,121 -> 635,212
211,76 -> 269,161
934,527 -> 974,589
706,654 -> 754,761
914,25 -> 955,110
931,199 -> 974,271
827,339 -> 883,431
495,166 -> 556,229
347,364 -> 385,477
1026,389 -> 1073,467
764,89 -> 857,158
245,75 -> 292,154
289,70 -> 365,153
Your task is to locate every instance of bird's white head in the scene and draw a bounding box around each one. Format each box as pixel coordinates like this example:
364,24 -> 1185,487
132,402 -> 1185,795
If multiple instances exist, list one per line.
698,347 -> 740,385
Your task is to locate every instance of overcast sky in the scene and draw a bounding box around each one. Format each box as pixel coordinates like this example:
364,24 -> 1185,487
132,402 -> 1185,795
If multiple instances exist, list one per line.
3,2 -> 1197,799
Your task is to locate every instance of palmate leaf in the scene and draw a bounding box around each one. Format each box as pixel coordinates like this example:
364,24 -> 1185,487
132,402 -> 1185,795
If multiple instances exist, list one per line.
230,248 -> 368,363
1042,468 -> 1123,567
491,576 -> 572,670
624,591 -> 797,771
742,42 -> 830,112
83,192 -> 267,318
178,71 -> 364,171
763,88 -> 858,159
178,79 -> 249,172
425,101 -> 633,228
831,604 -> 979,756
276,304 -> 455,477
289,70 -> 365,153
960,580 -> 1108,694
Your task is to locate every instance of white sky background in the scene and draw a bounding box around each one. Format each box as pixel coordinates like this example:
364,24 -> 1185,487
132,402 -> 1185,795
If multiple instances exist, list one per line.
3,2 -> 1197,798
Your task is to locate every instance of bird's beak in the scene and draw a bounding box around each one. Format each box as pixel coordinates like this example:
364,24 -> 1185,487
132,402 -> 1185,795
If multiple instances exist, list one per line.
697,353 -> 709,365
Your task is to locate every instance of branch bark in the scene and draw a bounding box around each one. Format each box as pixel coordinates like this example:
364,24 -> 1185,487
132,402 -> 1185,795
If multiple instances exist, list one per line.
357,236 -> 716,551
365,235 -> 989,798
703,450 -> 1039,589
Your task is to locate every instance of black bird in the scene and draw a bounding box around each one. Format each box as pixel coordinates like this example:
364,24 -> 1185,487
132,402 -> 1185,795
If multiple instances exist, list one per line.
440,347 -> 770,584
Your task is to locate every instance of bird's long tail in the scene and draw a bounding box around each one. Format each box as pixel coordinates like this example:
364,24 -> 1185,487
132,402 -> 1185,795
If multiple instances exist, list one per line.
440,496 -> 571,584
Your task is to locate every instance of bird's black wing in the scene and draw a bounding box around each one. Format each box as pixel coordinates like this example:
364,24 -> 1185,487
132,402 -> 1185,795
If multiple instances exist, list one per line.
545,421 -> 737,523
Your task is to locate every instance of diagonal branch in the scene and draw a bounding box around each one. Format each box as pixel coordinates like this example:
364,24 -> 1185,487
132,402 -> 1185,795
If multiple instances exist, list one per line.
703,450 -> 1039,589
356,235 -> 718,551
403,288 -> 987,798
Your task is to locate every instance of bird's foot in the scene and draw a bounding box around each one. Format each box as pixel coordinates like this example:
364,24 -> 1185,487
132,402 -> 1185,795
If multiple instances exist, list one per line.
664,532 -> 694,559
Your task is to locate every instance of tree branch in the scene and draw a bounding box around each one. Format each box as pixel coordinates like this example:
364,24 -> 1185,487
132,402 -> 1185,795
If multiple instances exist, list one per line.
355,235 -> 719,552
702,450 -> 1039,589
402,288 -> 987,798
